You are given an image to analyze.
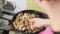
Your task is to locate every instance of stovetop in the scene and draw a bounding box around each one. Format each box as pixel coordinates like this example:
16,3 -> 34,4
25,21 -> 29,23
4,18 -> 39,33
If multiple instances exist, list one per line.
0,0 -> 27,25
0,11 -> 15,26
0,0 -> 26,34
0,11 -> 15,34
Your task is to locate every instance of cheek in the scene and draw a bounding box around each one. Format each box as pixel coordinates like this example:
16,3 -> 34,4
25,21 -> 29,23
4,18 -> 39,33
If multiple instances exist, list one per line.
35,0 -> 41,6
35,0 -> 49,9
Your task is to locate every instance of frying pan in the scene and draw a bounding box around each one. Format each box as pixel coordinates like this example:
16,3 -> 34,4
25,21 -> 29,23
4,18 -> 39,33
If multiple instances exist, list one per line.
9,10 -> 49,34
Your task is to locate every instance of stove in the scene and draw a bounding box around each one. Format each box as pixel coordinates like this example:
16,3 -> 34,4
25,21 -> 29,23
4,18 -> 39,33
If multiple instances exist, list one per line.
0,0 -> 27,34
0,0 -> 27,26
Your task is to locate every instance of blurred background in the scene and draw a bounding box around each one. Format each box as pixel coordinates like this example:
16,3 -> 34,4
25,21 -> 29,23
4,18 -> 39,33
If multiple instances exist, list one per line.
0,0 -> 60,34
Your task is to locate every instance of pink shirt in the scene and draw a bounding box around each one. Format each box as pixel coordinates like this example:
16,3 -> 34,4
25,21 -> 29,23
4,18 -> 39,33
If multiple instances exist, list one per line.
39,27 -> 54,34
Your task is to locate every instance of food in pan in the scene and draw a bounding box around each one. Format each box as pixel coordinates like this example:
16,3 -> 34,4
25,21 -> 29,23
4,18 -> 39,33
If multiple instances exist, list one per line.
13,12 -> 44,33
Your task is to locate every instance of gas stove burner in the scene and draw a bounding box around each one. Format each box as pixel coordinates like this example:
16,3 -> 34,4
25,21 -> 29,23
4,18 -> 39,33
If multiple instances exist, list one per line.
3,1 -> 16,12
0,12 -> 2,17
0,7 -> 3,17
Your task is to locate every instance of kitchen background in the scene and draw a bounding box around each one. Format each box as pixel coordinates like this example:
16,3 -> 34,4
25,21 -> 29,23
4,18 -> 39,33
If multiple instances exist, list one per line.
0,0 -> 60,34
0,0 -> 45,34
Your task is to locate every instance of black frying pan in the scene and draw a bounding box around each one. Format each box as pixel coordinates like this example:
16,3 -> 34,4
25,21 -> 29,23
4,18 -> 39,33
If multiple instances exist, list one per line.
9,10 -> 49,34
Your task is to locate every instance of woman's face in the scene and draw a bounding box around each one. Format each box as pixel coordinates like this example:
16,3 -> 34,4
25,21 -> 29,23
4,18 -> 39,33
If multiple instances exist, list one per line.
35,0 -> 60,12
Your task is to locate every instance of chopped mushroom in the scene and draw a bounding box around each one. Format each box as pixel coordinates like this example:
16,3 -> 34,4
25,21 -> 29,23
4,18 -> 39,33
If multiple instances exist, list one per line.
13,12 -> 43,33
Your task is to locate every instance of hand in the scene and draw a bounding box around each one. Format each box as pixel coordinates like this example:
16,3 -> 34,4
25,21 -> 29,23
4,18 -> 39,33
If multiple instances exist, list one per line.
9,25 -> 14,30
29,18 -> 49,29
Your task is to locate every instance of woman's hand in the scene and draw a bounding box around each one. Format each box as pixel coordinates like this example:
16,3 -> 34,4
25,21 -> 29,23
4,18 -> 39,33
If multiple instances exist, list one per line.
29,18 -> 49,29
9,25 -> 14,30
